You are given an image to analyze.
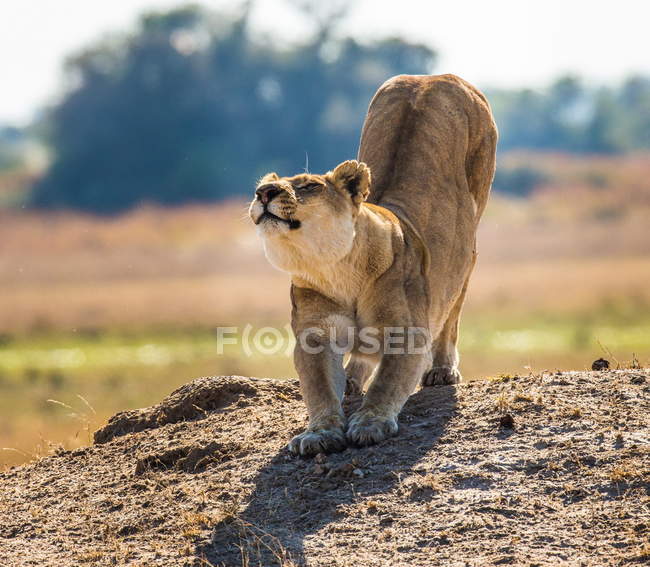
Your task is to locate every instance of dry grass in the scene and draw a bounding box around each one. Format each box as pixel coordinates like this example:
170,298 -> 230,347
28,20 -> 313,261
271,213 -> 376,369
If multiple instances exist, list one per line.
1,155 -> 650,334
610,464 -> 638,483
0,211 -> 648,331
0,201 -> 283,333
410,473 -> 450,494
499,151 -> 650,224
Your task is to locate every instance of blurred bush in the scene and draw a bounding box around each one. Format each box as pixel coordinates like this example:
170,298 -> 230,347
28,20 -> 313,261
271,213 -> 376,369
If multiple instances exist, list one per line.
492,166 -> 548,197
488,75 -> 650,152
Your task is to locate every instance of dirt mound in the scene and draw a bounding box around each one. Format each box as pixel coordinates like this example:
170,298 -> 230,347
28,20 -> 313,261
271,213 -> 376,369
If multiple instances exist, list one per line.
1,370 -> 649,566
94,376 -> 300,444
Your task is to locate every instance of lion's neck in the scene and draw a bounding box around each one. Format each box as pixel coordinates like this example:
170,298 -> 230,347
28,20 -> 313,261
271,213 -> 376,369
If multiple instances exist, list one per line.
291,206 -> 396,308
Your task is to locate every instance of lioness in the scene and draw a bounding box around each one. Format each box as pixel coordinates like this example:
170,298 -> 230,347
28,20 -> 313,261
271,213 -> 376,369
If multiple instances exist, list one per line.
249,74 -> 497,456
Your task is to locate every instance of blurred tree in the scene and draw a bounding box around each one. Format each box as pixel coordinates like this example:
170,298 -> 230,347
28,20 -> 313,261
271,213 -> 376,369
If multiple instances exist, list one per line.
488,74 -> 650,154
615,76 -> 650,149
27,3 -> 650,212
0,127 -> 25,170
31,4 -> 435,213
492,166 -> 548,198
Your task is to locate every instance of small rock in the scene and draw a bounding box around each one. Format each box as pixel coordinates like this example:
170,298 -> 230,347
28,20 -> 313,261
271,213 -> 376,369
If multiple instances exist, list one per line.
313,464 -> 327,476
326,462 -> 355,478
499,414 -> 515,430
633,522 -> 647,533
314,453 -> 327,464
117,524 -> 138,537
353,468 -> 364,478
631,375 -> 646,385
592,358 -> 609,371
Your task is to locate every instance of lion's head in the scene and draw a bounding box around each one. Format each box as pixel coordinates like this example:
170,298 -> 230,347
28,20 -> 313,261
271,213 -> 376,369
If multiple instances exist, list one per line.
249,160 -> 371,273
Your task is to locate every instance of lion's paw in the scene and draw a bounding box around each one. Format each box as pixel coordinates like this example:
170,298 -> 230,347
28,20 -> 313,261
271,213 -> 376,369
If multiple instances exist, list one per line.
346,410 -> 398,447
288,427 -> 347,456
421,366 -> 461,386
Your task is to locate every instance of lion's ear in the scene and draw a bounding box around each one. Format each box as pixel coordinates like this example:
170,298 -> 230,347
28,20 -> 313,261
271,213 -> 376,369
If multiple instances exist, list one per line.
327,160 -> 371,205
259,172 -> 280,185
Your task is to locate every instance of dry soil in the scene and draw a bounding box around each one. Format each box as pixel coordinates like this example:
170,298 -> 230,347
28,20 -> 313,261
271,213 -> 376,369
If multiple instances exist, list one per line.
1,369 -> 649,566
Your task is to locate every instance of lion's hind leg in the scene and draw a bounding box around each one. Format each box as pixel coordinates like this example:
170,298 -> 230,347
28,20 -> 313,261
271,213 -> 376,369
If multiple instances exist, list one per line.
421,258 -> 475,387
421,334 -> 462,386
344,354 -> 376,396
422,315 -> 462,385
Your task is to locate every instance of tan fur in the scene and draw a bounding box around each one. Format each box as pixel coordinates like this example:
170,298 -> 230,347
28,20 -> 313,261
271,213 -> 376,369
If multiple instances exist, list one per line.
249,74 -> 497,455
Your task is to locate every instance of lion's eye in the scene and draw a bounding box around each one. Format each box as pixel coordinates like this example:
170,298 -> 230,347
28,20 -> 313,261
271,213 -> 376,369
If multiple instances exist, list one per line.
299,183 -> 322,192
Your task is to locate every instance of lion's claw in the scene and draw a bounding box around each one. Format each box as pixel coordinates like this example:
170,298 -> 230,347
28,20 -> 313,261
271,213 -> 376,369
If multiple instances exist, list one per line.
346,410 -> 398,447
421,366 -> 461,386
288,427 -> 347,456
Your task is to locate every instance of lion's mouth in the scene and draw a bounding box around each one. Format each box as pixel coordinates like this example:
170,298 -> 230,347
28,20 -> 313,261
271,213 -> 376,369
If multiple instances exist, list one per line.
256,211 -> 301,230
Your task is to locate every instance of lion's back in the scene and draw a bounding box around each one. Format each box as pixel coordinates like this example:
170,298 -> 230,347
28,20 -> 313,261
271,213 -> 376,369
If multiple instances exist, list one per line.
359,74 -> 497,224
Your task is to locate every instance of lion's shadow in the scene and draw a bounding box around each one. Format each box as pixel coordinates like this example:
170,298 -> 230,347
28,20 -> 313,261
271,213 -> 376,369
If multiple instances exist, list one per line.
197,385 -> 457,566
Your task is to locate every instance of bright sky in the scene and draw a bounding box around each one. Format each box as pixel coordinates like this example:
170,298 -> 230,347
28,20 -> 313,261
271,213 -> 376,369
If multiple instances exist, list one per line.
2,0 -> 650,125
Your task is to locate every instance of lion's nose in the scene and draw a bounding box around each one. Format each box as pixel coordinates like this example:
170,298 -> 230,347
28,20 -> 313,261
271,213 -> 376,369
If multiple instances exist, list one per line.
256,185 -> 281,205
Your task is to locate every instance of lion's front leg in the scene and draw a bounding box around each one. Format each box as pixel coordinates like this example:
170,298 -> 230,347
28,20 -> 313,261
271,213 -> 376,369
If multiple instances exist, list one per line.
347,350 -> 429,447
289,332 -> 348,456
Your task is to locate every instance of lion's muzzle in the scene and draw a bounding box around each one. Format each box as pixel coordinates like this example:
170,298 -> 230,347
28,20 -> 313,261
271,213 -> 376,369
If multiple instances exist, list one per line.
255,184 -> 282,205
251,184 -> 301,230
